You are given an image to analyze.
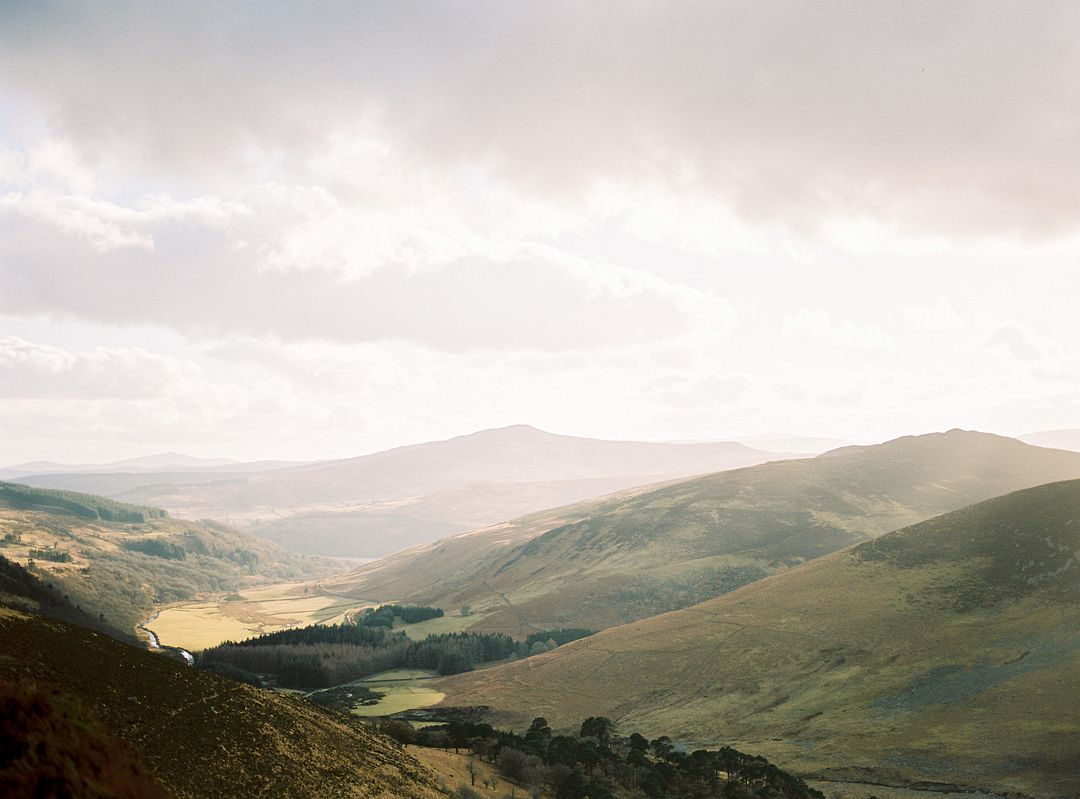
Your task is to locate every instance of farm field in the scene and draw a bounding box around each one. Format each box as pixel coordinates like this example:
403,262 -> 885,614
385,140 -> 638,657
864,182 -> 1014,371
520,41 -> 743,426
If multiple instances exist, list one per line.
352,668 -> 445,716
151,580 -> 375,650
391,612 -> 478,640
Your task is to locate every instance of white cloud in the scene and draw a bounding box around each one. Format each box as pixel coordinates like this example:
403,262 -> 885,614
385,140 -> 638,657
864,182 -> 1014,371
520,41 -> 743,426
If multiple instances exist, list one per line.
782,310 -> 892,351
0,336 -> 204,398
984,322 -> 1066,365
902,296 -> 964,331
2,4 -> 1080,462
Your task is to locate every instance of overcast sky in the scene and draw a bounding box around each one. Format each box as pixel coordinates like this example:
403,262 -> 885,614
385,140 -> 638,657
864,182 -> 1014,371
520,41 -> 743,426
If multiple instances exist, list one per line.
2,1 -> 1079,463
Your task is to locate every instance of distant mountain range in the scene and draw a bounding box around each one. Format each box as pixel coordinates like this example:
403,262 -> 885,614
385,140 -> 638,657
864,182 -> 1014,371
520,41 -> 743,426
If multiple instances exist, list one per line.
1020,428 -> 1080,452
730,433 -> 856,453
0,452 -> 305,480
438,477 -> 1080,798
14,425 -> 797,558
323,429 -> 1080,635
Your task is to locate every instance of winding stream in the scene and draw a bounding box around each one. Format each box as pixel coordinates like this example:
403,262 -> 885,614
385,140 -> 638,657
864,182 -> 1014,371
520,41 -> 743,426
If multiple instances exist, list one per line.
139,611 -> 194,666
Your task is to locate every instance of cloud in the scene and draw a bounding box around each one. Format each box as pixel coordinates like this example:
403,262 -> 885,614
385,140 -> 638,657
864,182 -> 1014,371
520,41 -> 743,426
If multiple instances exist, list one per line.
0,335 -> 204,398
782,309 -> 891,351
902,297 -> 964,331
3,2 -> 1080,239
0,195 -> 729,351
984,322 -> 1066,364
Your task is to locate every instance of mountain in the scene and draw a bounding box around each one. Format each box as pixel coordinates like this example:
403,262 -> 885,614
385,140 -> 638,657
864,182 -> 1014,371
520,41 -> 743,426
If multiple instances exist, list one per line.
322,430 -> 1080,636
436,478 -> 1080,798
0,452 -> 303,481
0,481 -> 338,632
19,425 -> 795,558
731,434 -> 855,454
1020,428 -> 1080,453
0,598 -> 440,797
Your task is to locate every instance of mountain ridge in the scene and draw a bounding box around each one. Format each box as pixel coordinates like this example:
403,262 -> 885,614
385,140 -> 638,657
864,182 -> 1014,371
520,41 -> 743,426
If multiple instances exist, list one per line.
18,425 -> 796,558
435,477 -> 1080,798
323,429 -> 1080,635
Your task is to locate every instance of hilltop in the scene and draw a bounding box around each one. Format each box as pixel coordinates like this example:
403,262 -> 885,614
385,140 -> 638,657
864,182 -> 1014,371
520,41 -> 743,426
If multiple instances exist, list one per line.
19,425 -> 792,557
437,478 -> 1080,798
0,482 -> 338,632
323,430 -> 1080,635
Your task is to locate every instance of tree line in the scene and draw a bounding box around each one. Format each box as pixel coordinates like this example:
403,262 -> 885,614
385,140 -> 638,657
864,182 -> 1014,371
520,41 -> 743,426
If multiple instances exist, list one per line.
198,624 -> 520,689
196,614 -> 595,690
0,482 -> 168,523
378,715 -> 825,799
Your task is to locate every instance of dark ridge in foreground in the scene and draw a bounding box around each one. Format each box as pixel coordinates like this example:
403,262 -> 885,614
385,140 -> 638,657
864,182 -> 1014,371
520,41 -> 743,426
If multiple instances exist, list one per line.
0,605 -> 441,798
0,680 -> 172,799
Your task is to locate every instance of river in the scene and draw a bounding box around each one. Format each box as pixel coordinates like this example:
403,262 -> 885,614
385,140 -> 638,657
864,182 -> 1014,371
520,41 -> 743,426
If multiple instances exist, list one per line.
139,611 -> 194,666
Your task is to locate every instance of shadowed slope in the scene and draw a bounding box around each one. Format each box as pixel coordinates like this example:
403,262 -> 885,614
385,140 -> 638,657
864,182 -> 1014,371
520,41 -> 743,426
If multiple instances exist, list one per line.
0,606 -> 441,798
326,430 -> 1080,635
438,479 -> 1080,798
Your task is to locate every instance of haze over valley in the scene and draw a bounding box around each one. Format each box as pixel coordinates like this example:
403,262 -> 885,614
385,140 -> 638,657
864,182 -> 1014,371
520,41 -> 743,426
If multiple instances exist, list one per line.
4,3 -> 1080,798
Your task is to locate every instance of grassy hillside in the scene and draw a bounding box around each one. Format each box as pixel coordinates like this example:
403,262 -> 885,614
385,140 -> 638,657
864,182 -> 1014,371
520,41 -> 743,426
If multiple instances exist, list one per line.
21,425 -> 792,557
437,479 -> 1080,798
0,605 -> 441,798
324,430 -> 1080,635
0,483 -> 339,632
0,480 -> 167,522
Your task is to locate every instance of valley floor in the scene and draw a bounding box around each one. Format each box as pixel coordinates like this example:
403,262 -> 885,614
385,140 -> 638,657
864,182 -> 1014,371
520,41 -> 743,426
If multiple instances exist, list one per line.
806,781 -> 1007,799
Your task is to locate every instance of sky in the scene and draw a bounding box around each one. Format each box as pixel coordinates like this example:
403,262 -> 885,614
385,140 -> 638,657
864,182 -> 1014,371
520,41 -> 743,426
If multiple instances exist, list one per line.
2,1 -> 1080,464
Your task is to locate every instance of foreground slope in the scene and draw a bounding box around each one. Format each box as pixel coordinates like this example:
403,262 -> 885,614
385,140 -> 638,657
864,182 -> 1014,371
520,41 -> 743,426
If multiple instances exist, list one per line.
439,479 -> 1080,798
326,430 -> 1080,634
0,606 -> 440,798
22,425 -> 790,557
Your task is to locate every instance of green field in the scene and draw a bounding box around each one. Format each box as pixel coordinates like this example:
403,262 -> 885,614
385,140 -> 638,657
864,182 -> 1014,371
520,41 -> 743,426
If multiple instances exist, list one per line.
350,669 -> 444,716
391,613 -> 477,640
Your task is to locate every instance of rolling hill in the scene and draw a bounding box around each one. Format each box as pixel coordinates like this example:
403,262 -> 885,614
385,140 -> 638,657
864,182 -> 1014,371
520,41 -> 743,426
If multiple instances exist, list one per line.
0,603 -> 441,797
436,478 -> 1080,798
19,425 -> 793,557
0,482 -> 338,632
323,430 -> 1080,636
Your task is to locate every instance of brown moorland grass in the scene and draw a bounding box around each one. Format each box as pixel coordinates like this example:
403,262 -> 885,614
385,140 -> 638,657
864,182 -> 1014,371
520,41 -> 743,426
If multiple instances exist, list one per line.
436,480 -> 1080,799
0,607 -> 442,798
324,431 -> 1080,637
0,487 -> 340,634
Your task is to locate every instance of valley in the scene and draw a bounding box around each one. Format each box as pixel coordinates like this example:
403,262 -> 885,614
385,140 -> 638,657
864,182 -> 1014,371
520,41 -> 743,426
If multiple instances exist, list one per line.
6,7 -> 1077,797
6,432 -> 1080,797
0,482 -> 341,635
321,430 -> 1080,636
17,425 -> 796,558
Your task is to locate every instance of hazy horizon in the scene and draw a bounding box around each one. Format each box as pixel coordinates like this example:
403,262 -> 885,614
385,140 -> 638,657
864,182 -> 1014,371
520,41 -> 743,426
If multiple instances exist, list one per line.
3,2 -> 1080,464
